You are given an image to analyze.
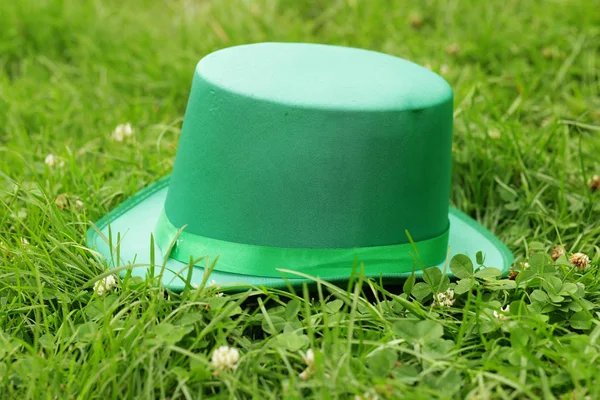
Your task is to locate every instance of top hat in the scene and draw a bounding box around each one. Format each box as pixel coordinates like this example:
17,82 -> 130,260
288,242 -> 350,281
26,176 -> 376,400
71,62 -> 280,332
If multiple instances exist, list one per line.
87,43 -> 513,290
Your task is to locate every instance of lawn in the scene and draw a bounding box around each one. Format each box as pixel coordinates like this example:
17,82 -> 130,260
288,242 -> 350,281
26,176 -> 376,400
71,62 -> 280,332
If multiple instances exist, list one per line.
1,0 -> 599,398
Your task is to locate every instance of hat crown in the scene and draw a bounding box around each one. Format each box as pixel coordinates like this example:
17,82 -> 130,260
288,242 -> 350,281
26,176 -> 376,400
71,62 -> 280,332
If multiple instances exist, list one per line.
164,43 -> 453,249
199,43 -> 451,111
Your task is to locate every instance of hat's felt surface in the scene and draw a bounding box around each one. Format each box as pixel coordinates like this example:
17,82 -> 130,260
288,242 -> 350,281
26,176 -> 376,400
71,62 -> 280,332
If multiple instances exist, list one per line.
165,43 -> 453,249
86,176 -> 514,290
86,43 -> 514,290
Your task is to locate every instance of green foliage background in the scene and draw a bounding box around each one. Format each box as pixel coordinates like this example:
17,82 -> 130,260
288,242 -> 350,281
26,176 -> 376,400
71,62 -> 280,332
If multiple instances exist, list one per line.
0,0 -> 599,398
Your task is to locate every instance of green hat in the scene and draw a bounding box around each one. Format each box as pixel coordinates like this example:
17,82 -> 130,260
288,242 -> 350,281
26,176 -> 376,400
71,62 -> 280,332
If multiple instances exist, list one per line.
87,43 -> 513,290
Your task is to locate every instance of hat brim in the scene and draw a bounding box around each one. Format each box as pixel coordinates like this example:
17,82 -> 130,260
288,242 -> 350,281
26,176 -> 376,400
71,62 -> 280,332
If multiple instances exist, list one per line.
86,177 -> 514,291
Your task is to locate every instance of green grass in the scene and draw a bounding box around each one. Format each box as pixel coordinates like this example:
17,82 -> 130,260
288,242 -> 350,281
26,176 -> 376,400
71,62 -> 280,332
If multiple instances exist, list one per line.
1,0 -> 600,398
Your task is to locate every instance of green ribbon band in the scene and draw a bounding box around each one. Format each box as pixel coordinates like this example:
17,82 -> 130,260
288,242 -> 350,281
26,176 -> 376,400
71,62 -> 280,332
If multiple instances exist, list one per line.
154,210 -> 449,278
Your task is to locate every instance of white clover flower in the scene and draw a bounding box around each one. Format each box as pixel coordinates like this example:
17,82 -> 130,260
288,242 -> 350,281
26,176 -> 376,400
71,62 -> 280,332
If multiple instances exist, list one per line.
211,345 -> 239,374
494,305 -> 510,321
432,289 -> 455,307
570,253 -> 590,270
551,245 -> 566,261
44,154 -> 64,168
299,370 -> 310,380
111,123 -> 134,142
588,174 -> 599,192
440,64 -> 450,75
94,275 -> 117,296
299,349 -> 315,380
45,154 -> 57,167
302,349 -> 314,367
